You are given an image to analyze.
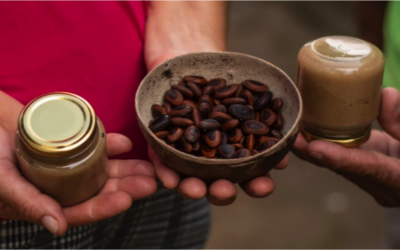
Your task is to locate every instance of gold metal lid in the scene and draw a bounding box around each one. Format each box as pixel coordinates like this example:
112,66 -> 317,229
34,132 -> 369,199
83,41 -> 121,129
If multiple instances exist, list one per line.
300,125 -> 370,148
311,36 -> 372,62
18,92 -> 96,157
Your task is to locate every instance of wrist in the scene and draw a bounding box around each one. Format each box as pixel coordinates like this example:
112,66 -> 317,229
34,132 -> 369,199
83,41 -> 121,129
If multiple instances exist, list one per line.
144,1 -> 227,71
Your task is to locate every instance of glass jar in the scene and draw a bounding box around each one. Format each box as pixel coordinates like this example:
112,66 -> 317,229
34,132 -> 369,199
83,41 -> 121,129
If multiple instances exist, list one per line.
15,92 -> 108,206
296,36 -> 385,147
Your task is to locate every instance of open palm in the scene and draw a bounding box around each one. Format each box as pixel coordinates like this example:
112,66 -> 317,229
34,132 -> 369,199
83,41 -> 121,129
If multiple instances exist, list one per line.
0,127 -> 157,236
146,53 -> 289,206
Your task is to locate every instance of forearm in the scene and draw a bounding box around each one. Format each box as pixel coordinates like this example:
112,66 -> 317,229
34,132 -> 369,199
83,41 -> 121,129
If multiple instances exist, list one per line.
0,91 -> 23,136
144,1 -> 227,70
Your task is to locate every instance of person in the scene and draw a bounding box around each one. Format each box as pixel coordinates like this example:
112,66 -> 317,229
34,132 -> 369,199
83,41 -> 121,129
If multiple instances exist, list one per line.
0,2 -> 288,248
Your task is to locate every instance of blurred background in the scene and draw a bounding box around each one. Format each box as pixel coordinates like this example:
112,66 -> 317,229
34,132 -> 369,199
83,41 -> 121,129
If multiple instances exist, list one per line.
205,1 -> 396,248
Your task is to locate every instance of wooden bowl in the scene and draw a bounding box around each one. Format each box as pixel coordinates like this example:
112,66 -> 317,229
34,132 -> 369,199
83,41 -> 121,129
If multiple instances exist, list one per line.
135,52 -> 302,183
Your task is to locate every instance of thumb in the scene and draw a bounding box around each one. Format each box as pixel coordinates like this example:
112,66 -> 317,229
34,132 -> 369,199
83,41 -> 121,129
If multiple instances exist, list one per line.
146,53 -> 181,72
0,162 -> 68,236
306,140 -> 400,185
378,87 -> 400,141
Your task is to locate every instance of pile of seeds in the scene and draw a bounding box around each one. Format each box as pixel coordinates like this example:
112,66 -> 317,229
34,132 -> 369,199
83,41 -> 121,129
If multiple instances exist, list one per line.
148,76 -> 284,159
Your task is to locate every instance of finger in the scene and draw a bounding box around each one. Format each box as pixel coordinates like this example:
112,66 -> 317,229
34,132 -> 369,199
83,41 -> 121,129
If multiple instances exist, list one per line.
103,175 -> 158,199
239,173 -> 275,198
64,175 -> 157,226
358,129 -> 390,155
378,87 -> 400,141
292,133 -> 324,166
148,145 -> 181,189
108,159 -> 155,178
307,139 -> 400,185
178,177 -> 207,200
0,161 -> 68,236
107,133 -> 133,157
64,192 -> 132,227
293,127 -> 392,164
206,179 -> 237,206
292,132 -> 310,160
274,155 -> 289,170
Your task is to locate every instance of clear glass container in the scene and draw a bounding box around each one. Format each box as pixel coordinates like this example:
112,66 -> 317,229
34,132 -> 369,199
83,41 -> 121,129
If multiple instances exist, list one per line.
15,92 -> 108,206
296,36 -> 384,147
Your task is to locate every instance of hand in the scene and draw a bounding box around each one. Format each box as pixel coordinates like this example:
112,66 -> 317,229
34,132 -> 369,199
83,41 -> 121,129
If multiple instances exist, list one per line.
0,130 -> 157,236
145,51 -> 289,206
292,87 -> 400,207
144,30 -> 288,206
143,1 -> 288,206
148,145 -> 288,206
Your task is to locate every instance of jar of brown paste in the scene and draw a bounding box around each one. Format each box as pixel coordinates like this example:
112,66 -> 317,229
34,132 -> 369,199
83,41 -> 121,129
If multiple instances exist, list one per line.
15,92 -> 108,206
297,36 -> 384,147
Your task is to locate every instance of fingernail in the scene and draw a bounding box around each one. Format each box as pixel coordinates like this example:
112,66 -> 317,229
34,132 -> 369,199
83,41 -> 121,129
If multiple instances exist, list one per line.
41,215 -> 59,235
309,152 -> 323,160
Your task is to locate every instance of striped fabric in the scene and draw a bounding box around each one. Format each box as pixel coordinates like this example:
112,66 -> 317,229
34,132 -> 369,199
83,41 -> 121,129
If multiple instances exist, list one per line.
0,183 -> 210,249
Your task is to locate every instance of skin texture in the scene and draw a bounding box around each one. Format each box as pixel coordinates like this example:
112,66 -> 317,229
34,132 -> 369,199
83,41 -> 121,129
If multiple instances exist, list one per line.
0,91 -> 158,236
145,1 -> 289,206
293,87 -> 400,207
0,2 -> 289,237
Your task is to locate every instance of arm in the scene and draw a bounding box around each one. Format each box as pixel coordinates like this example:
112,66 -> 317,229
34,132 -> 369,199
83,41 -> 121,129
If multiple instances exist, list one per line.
145,1 -> 227,71
144,1 -> 289,206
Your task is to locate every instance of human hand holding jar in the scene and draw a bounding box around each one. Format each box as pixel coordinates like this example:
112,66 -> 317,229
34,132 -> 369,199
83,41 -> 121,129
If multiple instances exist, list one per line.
293,87 -> 400,207
0,92 -> 157,236
292,36 -> 400,207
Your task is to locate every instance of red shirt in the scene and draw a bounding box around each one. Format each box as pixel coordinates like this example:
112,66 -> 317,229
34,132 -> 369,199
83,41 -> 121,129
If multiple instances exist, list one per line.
0,1 -> 149,160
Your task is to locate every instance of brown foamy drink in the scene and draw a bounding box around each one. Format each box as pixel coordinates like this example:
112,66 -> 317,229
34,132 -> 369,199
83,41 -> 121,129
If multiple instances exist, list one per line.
297,36 -> 384,147
15,92 -> 108,206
